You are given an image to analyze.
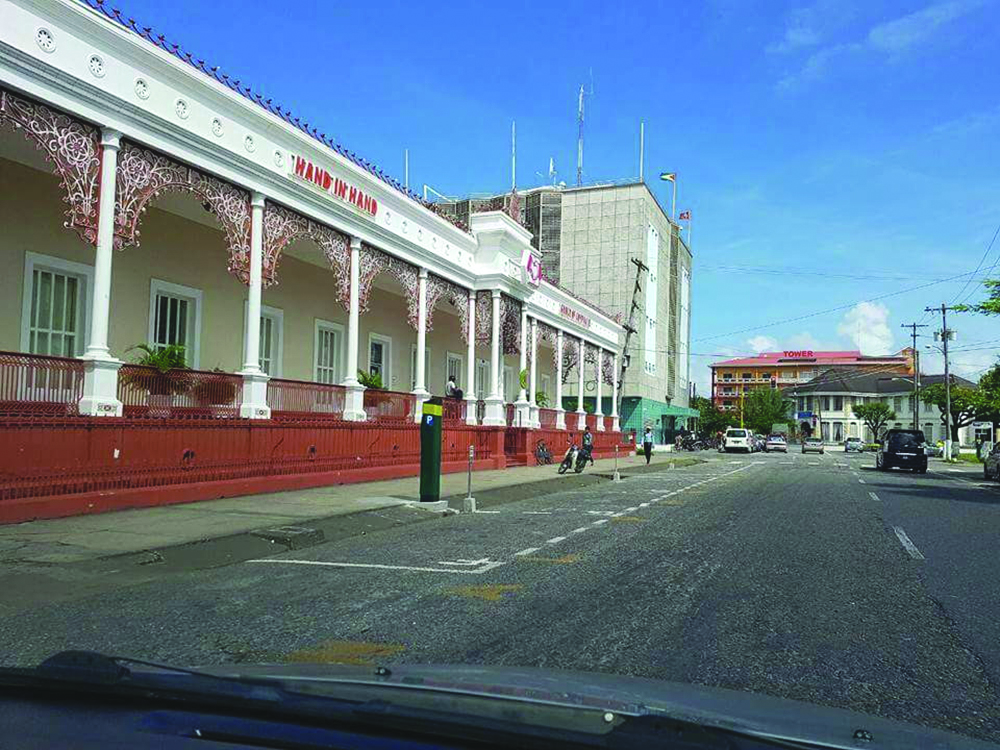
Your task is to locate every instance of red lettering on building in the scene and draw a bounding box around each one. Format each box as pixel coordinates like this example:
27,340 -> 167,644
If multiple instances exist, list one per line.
782,350 -> 815,358
560,304 -> 591,329
287,155 -> 378,217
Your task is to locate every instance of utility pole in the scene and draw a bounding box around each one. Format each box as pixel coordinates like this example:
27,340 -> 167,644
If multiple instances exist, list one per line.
901,322 -> 927,430
925,304 -> 957,460
617,257 -> 648,416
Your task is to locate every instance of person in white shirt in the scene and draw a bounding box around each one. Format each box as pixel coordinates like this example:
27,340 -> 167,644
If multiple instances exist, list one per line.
446,375 -> 463,401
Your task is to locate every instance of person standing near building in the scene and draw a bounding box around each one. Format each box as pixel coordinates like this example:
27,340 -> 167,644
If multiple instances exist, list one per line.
643,426 -> 654,465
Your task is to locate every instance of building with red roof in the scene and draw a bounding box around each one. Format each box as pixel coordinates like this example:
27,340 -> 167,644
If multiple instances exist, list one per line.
709,349 -> 914,411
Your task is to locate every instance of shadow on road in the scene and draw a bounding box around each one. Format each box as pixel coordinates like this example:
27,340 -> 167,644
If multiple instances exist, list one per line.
864,475 -> 1000,505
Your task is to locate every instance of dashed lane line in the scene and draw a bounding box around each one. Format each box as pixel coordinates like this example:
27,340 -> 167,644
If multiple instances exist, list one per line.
858,478 -> 866,484
893,527 -> 925,560
514,547 -> 540,556
869,492 -> 881,502
545,536 -> 567,545
570,527 -> 589,534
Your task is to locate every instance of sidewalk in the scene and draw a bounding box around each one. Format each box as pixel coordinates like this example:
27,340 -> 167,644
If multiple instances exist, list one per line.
0,451 -> 692,566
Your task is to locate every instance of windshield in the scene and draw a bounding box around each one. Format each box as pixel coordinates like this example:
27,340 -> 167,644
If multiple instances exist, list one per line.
3,1 -> 1000,748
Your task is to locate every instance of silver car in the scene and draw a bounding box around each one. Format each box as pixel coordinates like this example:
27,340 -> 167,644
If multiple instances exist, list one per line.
802,438 -> 824,454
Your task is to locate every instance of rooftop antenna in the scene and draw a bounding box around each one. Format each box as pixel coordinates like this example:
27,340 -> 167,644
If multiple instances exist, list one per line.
639,121 -> 645,182
511,120 -> 516,191
549,156 -> 556,184
576,70 -> 593,187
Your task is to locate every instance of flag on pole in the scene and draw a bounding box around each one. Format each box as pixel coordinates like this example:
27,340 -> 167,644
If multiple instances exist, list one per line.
659,172 -> 676,182
678,210 -> 691,221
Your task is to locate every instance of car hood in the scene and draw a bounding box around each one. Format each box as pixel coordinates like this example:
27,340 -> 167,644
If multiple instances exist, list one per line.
198,662 -> 994,749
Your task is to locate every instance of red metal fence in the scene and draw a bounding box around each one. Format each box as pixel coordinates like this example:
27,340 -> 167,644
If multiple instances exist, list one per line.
442,397 -> 467,424
538,407 -> 557,429
0,351 -> 84,416
118,365 -> 243,419
585,413 -> 597,431
363,389 -> 415,424
267,378 -> 344,421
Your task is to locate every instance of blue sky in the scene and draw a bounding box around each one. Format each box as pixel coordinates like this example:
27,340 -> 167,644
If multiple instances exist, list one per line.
117,0 -> 1000,393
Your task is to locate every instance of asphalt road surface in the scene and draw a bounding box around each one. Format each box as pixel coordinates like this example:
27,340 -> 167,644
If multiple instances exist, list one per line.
3,450 -> 1000,744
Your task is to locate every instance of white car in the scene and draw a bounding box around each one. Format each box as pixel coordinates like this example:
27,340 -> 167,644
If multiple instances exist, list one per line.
765,435 -> 788,453
724,428 -> 753,453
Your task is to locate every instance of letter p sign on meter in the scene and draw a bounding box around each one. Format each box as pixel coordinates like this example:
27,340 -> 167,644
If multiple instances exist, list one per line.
420,397 -> 443,503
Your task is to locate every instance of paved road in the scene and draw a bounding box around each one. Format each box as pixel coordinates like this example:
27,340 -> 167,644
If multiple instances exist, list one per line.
3,450 -> 1000,744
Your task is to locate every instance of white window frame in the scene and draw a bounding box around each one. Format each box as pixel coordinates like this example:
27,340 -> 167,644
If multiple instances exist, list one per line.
368,332 -> 392,387
503,365 -> 515,403
475,358 -> 490,399
409,343 -> 431,391
148,279 -> 203,369
243,301 -> 284,377
446,352 -> 464,390
314,318 -> 346,384
540,373 -> 551,402
20,252 -> 94,356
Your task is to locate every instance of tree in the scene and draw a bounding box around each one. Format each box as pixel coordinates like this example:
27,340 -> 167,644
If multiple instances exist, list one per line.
691,395 -> 729,437
920,381 -> 989,443
742,388 -> 791,436
852,402 -> 895,441
955,279 -> 1000,316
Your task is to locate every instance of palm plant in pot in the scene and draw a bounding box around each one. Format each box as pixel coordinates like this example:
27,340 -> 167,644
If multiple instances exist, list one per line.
120,344 -> 191,417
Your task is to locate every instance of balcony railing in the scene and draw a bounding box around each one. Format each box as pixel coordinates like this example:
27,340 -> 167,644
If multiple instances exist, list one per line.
0,351 -> 84,416
267,378 -> 344,421
505,403 -> 516,426
363,388 -> 415,424
118,365 -> 243,419
476,399 -> 486,423
442,397 -> 467,423
538,407 -> 557,429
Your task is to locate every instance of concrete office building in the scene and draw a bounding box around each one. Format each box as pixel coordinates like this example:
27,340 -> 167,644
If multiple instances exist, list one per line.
438,182 -> 696,440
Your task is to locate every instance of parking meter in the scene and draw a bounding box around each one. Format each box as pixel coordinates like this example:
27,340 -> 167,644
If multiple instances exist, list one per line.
419,397 -> 443,503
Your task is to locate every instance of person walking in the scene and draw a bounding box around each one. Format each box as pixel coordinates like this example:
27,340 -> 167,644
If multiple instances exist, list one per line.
581,426 -> 595,466
643,426 -> 654,465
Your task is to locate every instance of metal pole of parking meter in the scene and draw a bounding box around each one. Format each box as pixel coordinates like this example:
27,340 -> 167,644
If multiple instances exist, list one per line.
463,444 -> 476,513
419,397 -> 443,503
613,444 -> 621,482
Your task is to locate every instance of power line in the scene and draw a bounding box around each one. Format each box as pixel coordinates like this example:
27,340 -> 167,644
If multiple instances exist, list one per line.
698,265 -> 986,283
693,269 -> 977,344
954,221 -> 1000,305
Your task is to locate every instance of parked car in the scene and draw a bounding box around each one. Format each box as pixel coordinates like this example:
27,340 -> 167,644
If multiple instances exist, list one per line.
723,428 -> 753,453
844,437 -> 865,453
984,443 -> 1000,481
765,435 -> 787,453
802,437 -> 824,454
924,443 -> 943,458
876,429 -> 928,473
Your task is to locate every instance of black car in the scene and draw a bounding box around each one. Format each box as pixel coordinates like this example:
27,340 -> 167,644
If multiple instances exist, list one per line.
876,429 -> 928,473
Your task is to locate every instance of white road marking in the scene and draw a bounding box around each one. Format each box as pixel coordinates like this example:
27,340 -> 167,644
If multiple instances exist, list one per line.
639,502 -> 650,508
247,559 -> 505,574
474,510 -> 501,514
438,558 -> 490,566
570,527 -> 589,534
522,511 -> 552,515
514,547 -> 540,556
624,507 -> 638,512
545,536 -> 566,545
592,519 -> 608,525
858,478 -> 866,484
610,512 -> 626,517
893,527 -> 925,560
868,492 -> 881,502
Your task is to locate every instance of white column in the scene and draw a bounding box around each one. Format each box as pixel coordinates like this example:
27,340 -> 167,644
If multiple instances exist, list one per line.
342,236 -> 366,421
465,292 -> 477,425
576,338 -> 587,431
611,353 -> 620,432
514,308 -> 530,426
555,330 -> 566,430
412,269 -> 429,422
594,347 -> 605,431
528,317 -> 539,428
238,192 -> 270,418
483,290 -> 505,425
79,128 -> 123,417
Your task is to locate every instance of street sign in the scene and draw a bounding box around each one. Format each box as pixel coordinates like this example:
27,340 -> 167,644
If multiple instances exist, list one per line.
795,411 -> 813,420
973,422 -> 994,429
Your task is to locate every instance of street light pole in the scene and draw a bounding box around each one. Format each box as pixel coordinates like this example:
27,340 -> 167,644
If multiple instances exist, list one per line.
925,304 -> 957,460
901,322 -> 927,431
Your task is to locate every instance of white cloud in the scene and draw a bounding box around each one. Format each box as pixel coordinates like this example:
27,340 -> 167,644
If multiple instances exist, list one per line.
776,0 -> 983,91
866,0 -> 977,53
837,302 -> 894,354
767,0 -> 854,54
786,332 -> 823,351
747,335 -> 778,353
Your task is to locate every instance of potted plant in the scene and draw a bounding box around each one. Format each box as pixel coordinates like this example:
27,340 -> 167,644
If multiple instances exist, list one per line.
535,391 -> 550,408
121,344 -> 191,417
357,370 -> 385,390
191,367 -> 240,414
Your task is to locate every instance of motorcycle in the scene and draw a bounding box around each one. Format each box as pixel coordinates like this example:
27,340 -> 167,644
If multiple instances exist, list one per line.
558,444 -> 579,474
575,445 -> 593,473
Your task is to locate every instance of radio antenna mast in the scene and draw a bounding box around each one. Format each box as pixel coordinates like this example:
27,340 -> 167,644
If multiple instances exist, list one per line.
576,71 -> 593,187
